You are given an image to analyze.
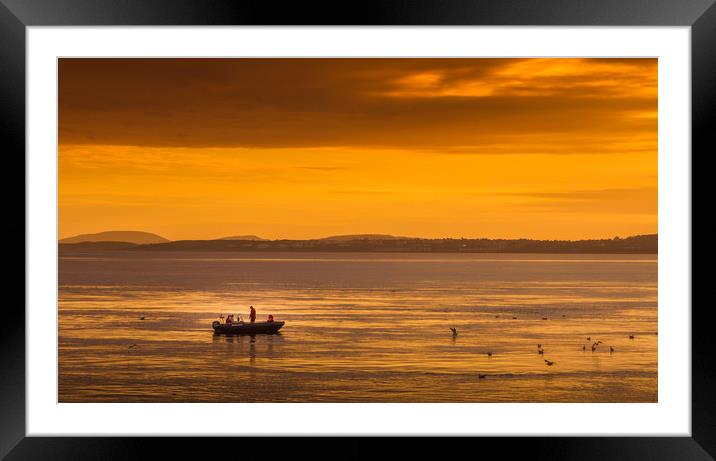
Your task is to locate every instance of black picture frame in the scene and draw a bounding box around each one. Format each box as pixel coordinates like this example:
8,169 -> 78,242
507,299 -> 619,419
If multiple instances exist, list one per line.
2,0 -> 714,459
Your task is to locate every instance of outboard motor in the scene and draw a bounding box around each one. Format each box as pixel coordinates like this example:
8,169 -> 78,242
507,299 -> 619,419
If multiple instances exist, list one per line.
212,320 -> 220,329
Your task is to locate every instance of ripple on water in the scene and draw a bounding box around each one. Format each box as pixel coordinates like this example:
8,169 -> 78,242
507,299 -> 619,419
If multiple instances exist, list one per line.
59,252 -> 657,402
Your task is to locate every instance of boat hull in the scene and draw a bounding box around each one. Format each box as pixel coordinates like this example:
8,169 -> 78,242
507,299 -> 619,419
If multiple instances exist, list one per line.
213,320 -> 284,335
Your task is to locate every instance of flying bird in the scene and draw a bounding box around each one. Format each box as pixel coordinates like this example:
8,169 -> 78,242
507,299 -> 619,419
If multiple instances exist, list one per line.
629,335 -> 635,339
538,349 -> 544,355
544,360 -> 554,366
128,343 -> 138,349
610,346 -> 615,354
478,374 -> 487,379
582,345 -> 586,352
487,352 -> 493,357
450,327 -> 458,338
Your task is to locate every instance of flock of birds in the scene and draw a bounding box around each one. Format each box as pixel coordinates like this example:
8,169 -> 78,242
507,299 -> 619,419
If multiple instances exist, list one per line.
450,325 -> 641,379
125,315 -> 646,362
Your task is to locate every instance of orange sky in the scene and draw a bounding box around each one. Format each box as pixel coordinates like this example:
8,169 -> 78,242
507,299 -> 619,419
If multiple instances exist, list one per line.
58,58 -> 657,241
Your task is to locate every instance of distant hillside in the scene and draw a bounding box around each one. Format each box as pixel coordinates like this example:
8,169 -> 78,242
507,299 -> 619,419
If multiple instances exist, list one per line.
59,231 -> 169,244
217,235 -> 267,241
319,234 -> 415,241
124,234 -> 657,254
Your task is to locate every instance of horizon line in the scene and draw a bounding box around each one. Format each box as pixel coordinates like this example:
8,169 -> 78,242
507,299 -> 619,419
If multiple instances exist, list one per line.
58,230 -> 658,243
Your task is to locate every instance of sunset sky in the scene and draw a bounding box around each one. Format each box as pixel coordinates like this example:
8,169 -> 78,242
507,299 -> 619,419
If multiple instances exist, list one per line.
58,58 -> 657,241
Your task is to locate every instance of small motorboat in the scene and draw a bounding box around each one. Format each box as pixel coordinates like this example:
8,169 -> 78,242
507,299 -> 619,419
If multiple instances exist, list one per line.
212,319 -> 284,335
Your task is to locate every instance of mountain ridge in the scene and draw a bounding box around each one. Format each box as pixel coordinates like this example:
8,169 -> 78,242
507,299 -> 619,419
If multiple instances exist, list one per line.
59,234 -> 658,254
59,231 -> 169,244
216,235 -> 267,241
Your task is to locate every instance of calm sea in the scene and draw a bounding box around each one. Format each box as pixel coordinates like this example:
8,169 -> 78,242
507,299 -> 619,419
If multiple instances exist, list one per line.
58,251 -> 657,402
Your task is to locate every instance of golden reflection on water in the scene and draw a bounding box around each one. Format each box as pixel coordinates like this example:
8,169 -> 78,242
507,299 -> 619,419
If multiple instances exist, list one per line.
59,252 -> 657,402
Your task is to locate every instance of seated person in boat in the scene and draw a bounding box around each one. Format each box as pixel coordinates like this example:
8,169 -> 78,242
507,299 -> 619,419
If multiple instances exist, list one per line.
225,314 -> 234,325
267,314 -> 274,323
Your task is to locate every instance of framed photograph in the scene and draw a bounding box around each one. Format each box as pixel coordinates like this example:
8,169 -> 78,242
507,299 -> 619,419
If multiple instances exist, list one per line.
4,0 -> 715,458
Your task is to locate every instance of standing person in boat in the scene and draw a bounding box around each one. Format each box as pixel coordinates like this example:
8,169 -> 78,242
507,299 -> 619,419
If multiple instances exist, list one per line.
249,305 -> 257,323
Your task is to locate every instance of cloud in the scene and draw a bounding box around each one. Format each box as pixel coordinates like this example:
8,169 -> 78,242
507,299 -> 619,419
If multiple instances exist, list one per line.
382,58 -> 657,99
296,166 -> 349,171
497,187 -> 658,214
59,58 -> 657,152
